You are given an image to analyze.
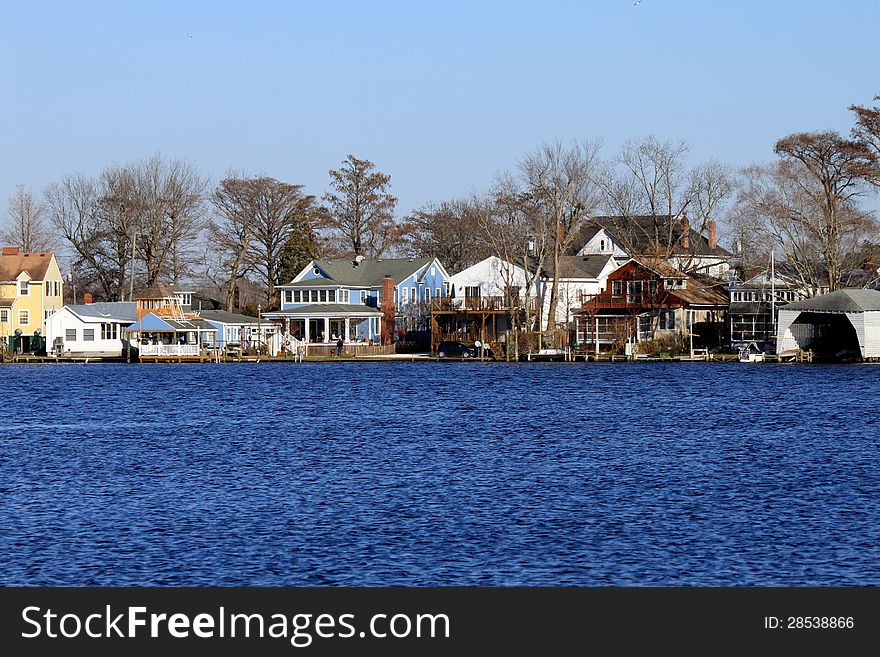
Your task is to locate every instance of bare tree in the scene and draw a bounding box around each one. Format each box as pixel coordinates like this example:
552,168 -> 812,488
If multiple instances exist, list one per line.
209,176 -> 323,308
401,196 -> 493,273
209,176 -> 257,312
738,148 -> 877,294
479,173 -> 552,357
323,155 -> 399,257
45,173 -> 123,300
521,139 -> 602,331
598,136 -> 735,271
2,185 -> 55,252
850,94 -> 880,187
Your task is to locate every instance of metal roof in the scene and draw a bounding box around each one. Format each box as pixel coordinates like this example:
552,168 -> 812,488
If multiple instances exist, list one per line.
782,288 -> 880,313
264,303 -> 383,316
66,302 -> 137,322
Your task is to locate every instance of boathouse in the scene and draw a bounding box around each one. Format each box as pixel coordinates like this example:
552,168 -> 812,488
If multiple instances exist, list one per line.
775,288 -> 880,360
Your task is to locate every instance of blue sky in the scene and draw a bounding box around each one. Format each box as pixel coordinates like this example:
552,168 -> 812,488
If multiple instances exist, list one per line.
1,0 -> 878,216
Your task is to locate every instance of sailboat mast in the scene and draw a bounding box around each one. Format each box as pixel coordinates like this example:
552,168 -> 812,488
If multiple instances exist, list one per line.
770,249 -> 776,338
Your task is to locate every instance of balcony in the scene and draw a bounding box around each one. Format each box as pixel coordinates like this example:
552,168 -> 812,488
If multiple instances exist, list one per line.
431,296 -> 537,312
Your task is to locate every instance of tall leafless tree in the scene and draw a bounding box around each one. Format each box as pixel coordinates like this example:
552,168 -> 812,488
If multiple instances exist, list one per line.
521,139 -> 602,331
401,196 -> 493,273
2,185 -> 55,252
323,155 -> 399,257
209,176 -> 323,308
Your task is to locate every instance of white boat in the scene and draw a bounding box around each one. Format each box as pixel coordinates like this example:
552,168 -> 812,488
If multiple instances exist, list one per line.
738,341 -> 765,363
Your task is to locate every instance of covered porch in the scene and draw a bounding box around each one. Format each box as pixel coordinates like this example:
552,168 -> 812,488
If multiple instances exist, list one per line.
264,304 -> 383,348
126,313 -> 217,358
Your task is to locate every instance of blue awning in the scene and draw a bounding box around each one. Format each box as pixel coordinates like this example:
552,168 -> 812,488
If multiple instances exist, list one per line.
126,313 -> 176,332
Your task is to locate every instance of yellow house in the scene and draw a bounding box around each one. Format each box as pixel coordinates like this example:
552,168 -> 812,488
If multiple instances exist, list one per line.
0,247 -> 64,354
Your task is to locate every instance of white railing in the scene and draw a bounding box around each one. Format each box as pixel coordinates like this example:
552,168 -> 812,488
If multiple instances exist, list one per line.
139,343 -> 200,357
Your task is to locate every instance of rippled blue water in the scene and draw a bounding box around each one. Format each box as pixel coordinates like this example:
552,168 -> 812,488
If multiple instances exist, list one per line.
1,362 -> 878,586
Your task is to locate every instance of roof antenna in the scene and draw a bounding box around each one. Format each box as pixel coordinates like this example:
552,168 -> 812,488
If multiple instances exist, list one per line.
353,254 -> 365,268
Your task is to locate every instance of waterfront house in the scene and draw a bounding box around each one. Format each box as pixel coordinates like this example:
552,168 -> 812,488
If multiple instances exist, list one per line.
0,247 -> 64,354
776,288 -> 880,361
575,258 -> 728,353
125,284 -> 216,358
265,256 -> 450,346
574,214 -> 732,278
196,308 -> 279,353
45,299 -> 136,357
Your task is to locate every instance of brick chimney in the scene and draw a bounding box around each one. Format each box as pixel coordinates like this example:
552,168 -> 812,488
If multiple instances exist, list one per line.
707,220 -> 717,251
679,215 -> 689,250
83,292 -> 93,304
2,246 -> 20,255
380,275 -> 396,345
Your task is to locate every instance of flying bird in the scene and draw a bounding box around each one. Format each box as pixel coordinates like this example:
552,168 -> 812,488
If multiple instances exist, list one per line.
185,33 -> 192,38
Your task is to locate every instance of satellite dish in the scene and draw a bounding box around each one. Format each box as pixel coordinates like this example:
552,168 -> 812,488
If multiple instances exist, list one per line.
355,255 -> 365,263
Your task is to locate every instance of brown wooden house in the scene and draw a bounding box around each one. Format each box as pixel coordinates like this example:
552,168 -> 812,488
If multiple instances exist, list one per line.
574,258 -> 728,354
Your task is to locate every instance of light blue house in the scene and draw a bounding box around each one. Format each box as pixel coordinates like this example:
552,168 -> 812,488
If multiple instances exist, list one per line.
264,256 -> 450,344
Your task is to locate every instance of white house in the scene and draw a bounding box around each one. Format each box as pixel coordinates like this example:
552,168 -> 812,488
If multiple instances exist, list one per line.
196,308 -> 281,354
45,302 -> 136,357
536,255 -> 619,329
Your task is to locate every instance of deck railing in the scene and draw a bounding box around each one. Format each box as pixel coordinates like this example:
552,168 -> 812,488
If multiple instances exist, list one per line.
139,344 -> 200,357
431,296 -> 537,312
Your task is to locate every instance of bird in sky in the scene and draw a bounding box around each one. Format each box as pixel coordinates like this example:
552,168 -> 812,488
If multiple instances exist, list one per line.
185,33 -> 192,39
634,1 -> 641,5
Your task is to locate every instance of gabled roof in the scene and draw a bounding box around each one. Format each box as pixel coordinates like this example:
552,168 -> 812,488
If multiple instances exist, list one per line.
783,288 -> 880,313
134,284 -> 176,300
294,257 -> 436,287
66,302 -> 137,322
541,255 -> 615,279
0,251 -> 56,281
573,216 -> 732,258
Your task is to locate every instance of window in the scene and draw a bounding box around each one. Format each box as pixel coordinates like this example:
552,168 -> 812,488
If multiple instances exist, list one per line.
626,280 -> 643,304
46,281 -> 51,295
377,289 -> 383,305
0,309 -> 8,322
435,287 -> 441,299
600,239 -> 606,251
292,290 -> 300,303
328,289 -> 336,303
465,286 -> 481,298
83,329 -> 95,341
284,291 -> 292,304
20,280 -> 29,295
19,309 -> 29,325
66,329 -> 76,341
659,310 -> 676,330
320,290 -> 327,303
425,288 -> 431,303
55,281 -> 61,297
343,289 -> 350,303
612,280 -> 622,296
101,323 -> 118,340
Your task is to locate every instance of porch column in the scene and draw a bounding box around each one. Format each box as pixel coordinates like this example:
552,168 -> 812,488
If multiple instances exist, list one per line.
344,317 -> 350,342
284,317 -> 290,335
595,316 -> 599,355
304,317 -> 310,343
324,317 -> 330,342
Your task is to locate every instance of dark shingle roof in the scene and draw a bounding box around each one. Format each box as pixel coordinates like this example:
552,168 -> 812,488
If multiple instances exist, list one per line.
572,215 -> 733,258
541,255 -> 614,279
197,309 -> 261,325
783,288 -> 880,313
300,258 -> 434,287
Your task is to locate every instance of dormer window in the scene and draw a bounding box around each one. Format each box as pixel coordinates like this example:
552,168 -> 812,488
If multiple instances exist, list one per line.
600,239 -> 606,251
20,280 -> 28,296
